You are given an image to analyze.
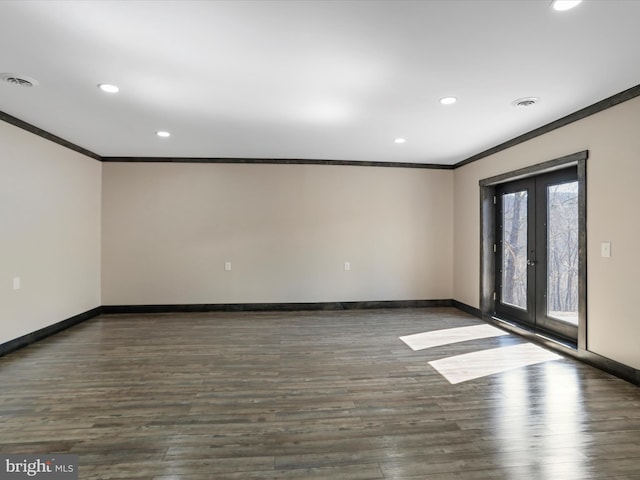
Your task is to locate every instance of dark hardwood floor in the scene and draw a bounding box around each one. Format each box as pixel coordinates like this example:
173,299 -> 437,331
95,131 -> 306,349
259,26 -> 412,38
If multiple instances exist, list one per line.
1,308 -> 639,479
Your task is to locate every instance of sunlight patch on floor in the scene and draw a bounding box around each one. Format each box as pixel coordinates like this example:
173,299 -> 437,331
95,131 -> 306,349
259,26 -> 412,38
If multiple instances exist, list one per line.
429,343 -> 562,384
399,324 -> 509,351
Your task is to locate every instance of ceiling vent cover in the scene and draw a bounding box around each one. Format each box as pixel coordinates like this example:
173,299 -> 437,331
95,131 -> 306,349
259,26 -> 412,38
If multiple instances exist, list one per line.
1,73 -> 39,87
512,97 -> 540,108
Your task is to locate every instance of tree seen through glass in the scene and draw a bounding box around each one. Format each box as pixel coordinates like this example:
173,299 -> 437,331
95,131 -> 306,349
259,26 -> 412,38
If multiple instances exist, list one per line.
547,181 -> 579,325
501,191 -> 528,310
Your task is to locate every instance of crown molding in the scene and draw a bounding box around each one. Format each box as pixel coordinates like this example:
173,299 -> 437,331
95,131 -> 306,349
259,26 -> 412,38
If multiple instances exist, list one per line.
0,110 -> 101,161
3,82 -> 640,170
454,83 -> 640,169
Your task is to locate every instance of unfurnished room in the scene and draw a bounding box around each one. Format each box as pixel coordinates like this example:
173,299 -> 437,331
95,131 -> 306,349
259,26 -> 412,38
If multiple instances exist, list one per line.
1,1 -> 640,479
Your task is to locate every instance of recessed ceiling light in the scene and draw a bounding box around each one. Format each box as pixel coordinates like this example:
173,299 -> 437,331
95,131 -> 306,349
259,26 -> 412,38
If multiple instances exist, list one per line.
394,138 -> 406,144
98,83 -> 119,93
440,97 -> 457,105
512,97 -> 541,108
551,0 -> 582,11
156,131 -> 171,138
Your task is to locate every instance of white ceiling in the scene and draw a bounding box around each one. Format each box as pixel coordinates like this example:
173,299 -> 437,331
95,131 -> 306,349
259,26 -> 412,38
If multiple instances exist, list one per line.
1,0 -> 640,165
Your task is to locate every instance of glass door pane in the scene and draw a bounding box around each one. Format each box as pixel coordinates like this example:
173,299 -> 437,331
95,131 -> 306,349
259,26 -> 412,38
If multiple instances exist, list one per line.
494,166 -> 579,344
546,181 -> 579,325
501,191 -> 528,310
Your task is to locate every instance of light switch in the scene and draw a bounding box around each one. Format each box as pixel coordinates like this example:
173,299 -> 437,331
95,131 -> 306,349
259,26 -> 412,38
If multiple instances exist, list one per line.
601,242 -> 611,258
224,261 -> 232,271
344,261 -> 351,271
13,277 -> 20,290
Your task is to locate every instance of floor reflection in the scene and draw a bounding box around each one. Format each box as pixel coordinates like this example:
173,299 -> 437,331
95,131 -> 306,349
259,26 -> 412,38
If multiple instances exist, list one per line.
492,360 -> 587,479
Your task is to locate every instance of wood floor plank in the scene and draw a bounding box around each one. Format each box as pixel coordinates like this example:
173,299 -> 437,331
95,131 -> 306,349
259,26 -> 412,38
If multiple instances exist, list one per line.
0,307 -> 639,479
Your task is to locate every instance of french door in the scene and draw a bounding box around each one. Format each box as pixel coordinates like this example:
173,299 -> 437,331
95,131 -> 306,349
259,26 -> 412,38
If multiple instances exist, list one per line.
494,167 -> 579,342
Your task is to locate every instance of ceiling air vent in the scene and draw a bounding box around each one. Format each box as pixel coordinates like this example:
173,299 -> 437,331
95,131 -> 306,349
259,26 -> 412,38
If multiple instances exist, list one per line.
512,97 -> 540,108
1,73 -> 39,87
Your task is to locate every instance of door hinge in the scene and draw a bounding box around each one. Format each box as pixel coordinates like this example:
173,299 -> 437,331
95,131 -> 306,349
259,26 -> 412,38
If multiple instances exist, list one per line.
493,243 -> 497,253
493,292 -> 497,301
493,195 -> 497,205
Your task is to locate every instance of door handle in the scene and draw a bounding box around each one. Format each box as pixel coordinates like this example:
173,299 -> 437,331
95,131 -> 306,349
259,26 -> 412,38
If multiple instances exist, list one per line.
527,259 -> 537,266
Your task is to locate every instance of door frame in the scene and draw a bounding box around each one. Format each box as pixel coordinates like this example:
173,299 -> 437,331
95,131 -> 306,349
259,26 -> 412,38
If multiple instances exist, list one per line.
479,150 -> 587,350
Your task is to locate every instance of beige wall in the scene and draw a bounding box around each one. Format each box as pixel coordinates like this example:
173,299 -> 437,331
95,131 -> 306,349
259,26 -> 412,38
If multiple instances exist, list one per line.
102,163 -> 453,305
0,121 -> 102,345
453,96 -> 640,369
